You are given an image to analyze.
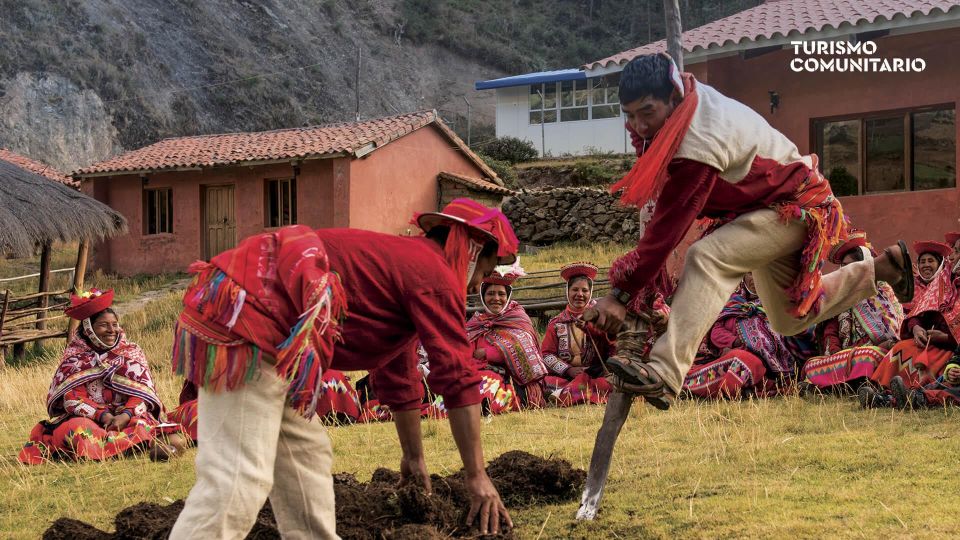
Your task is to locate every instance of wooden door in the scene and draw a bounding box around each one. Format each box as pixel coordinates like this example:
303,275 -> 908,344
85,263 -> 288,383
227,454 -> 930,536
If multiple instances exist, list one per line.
203,185 -> 237,259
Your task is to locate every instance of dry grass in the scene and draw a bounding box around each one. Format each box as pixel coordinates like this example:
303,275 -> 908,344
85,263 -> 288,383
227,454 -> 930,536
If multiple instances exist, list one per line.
2,242 -> 958,538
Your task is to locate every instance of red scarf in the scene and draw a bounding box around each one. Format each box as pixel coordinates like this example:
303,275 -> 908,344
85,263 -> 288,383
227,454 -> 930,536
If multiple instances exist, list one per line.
47,334 -> 161,418
904,266 -> 960,341
610,73 -> 699,207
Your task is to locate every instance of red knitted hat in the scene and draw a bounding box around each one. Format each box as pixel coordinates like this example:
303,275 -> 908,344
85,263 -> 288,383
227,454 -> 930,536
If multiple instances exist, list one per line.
560,262 -> 598,282
414,198 -> 519,265
65,289 -> 115,321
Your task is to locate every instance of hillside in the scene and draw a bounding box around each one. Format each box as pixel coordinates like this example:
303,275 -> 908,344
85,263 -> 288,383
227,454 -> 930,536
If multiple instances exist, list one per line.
0,0 -> 759,172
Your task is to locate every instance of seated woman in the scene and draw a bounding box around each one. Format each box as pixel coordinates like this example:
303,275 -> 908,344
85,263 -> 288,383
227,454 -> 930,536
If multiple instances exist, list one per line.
902,238 -> 949,314
466,272 -> 548,410
683,274 -> 814,399
19,289 -> 186,464
541,262 -> 613,406
800,231 -> 903,393
861,240 -> 959,407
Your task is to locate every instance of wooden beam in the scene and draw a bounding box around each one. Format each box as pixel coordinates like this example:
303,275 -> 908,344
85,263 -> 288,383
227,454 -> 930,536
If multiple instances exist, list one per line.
34,242 -> 52,352
0,289 -> 9,367
67,240 -> 90,342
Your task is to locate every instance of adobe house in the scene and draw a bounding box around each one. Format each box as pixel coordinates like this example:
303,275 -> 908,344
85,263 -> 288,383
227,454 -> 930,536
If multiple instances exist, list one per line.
476,0 -> 960,253
75,110 -> 513,275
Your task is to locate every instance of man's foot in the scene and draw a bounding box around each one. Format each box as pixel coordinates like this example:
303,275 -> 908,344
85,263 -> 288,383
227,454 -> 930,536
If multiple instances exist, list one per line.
857,384 -> 891,409
605,367 -> 673,410
874,241 -> 914,303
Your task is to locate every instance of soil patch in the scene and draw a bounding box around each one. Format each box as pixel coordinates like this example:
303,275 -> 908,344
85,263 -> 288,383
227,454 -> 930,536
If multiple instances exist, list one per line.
42,451 -> 584,539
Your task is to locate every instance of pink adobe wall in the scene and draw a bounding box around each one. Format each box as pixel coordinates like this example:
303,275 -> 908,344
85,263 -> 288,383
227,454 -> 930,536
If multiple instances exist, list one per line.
699,27 -> 960,250
84,159 -> 336,275
347,125 -> 489,234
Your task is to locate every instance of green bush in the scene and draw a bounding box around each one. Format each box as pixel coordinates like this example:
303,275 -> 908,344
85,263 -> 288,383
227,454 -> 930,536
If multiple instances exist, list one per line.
482,136 -> 538,165
827,166 -> 858,197
479,153 -> 518,189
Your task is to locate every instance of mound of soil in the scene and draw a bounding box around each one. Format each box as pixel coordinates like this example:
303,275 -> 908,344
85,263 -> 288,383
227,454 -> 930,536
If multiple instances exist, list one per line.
42,451 -> 583,539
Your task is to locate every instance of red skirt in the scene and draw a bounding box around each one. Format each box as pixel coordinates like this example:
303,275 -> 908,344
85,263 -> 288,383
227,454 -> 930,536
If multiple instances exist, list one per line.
682,349 -> 778,399
18,415 -> 174,465
543,372 -> 612,406
802,346 -> 885,390
871,340 -> 953,389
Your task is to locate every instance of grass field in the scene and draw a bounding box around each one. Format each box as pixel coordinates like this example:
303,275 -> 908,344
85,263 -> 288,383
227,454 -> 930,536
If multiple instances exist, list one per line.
1,243 -> 958,538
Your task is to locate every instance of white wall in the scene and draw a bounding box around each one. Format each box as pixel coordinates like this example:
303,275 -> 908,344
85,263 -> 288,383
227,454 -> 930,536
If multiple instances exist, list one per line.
494,86 -> 630,156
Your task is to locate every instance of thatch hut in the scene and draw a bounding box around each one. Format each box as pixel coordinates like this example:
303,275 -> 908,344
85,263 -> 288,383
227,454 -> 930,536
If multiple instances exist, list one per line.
0,154 -> 127,361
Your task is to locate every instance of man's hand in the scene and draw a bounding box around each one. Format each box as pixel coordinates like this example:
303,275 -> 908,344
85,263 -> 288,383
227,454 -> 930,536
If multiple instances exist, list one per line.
592,294 -> 628,334
913,326 -> 929,348
106,412 -> 131,431
99,412 -> 115,428
472,348 -> 486,360
399,453 -> 432,495
465,470 -> 512,535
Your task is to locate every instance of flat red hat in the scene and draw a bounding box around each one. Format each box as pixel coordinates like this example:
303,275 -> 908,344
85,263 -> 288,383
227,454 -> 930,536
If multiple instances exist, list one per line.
945,232 -> 960,248
829,229 -> 872,264
560,262 -> 598,282
65,288 -> 114,321
913,240 -> 951,260
482,271 -> 518,287
413,198 -> 519,265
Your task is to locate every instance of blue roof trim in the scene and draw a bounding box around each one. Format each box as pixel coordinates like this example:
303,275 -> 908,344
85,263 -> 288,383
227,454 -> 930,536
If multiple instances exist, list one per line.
475,69 -> 586,90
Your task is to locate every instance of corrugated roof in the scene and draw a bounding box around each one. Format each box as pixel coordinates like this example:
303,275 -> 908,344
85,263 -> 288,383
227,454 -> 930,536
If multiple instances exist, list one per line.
0,148 -> 77,187
476,69 -> 587,90
75,110 -> 500,182
585,0 -> 960,70
439,171 -> 515,195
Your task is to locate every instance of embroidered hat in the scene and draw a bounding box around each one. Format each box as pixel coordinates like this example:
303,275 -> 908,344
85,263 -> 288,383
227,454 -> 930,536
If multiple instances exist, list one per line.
945,232 -> 960,248
914,240 -> 951,261
482,271 -> 519,287
414,198 -> 519,265
65,288 -> 115,321
828,229 -> 872,264
560,262 -> 598,282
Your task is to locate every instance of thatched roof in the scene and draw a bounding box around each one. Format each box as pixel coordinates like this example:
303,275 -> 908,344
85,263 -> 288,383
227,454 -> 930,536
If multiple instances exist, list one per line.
0,158 -> 127,257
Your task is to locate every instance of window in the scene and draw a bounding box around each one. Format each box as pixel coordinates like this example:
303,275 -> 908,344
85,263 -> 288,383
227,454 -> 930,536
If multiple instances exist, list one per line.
590,73 -> 621,119
265,178 -> 297,227
560,79 -> 589,122
529,83 -> 558,125
814,105 -> 955,196
143,188 -> 173,235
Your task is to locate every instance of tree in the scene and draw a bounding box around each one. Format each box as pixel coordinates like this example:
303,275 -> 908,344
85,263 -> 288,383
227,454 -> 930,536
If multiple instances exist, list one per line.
663,0 -> 684,70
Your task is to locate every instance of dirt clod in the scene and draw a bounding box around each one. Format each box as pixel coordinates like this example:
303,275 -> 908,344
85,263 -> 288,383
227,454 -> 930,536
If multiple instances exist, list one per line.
43,451 -> 583,539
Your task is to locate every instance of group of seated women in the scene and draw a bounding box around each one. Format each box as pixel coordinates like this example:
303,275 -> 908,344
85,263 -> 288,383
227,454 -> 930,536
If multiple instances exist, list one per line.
21,231 -> 960,463
679,230 -> 960,410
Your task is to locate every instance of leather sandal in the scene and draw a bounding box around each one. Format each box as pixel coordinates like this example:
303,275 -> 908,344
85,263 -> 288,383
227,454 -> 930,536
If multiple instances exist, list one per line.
605,360 -> 674,410
885,240 -> 914,303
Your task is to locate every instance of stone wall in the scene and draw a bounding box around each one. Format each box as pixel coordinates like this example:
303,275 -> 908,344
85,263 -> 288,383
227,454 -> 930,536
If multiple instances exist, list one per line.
503,187 -> 648,245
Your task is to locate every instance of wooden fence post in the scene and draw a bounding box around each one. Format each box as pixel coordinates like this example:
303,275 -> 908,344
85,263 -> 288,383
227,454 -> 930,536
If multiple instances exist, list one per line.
67,240 -> 90,342
34,242 -> 52,352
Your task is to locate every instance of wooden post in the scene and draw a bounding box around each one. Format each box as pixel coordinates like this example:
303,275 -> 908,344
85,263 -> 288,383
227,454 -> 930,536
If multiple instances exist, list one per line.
663,0 -> 684,71
0,289 -> 9,367
33,242 -> 52,352
67,239 -> 90,342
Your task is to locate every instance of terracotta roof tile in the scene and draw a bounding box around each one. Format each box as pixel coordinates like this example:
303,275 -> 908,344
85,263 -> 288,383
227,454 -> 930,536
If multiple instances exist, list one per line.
439,171 -> 515,195
75,111 -> 500,181
585,0 -> 960,69
0,148 -> 77,187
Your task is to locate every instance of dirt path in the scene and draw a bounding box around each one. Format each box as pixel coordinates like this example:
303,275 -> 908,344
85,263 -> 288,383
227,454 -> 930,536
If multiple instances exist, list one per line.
112,278 -> 191,317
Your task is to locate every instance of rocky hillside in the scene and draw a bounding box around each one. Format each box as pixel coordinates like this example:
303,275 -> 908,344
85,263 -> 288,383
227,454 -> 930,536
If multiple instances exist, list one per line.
0,0 -> 759,172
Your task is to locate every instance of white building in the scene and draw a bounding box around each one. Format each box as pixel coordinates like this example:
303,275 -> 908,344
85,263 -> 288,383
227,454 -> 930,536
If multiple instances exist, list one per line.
476,69 -> 630,156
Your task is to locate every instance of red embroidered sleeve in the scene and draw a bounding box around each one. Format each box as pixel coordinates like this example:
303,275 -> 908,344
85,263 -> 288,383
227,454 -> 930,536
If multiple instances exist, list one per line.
609,159 -> 719,298
122,396 -> 147,418
709,318 -> 740,350
540,320 -> 572,376
63,386 -> 108,421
